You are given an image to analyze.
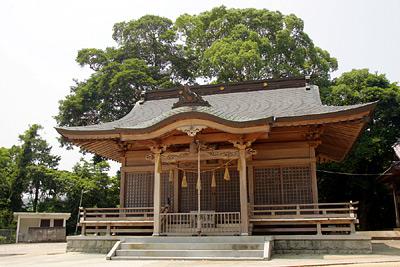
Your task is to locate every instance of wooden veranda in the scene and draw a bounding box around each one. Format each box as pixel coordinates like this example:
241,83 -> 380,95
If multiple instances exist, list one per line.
79,202 -> 358,236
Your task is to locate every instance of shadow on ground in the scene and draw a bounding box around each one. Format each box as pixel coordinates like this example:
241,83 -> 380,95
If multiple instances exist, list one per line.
372,242 -> 400,255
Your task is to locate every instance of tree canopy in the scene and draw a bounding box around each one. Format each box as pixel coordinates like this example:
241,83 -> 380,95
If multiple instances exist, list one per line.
0,125 -> 119,233
319,69 -> 400,229
56,6 -> 337,129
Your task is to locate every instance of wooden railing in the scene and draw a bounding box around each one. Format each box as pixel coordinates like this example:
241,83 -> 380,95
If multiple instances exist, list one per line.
80,207 -> 154,221
79,207 -> 154,235
249,201 -> 358,234
250,201 -> 358,218
160,211 -> 241,235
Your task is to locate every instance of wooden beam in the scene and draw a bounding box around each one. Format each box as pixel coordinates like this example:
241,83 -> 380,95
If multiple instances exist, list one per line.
252,158 -> 315,167
159,132 -> 269,146
146,148 -> 256,163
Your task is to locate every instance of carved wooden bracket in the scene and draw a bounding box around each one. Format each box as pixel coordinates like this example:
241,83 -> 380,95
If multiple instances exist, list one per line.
145,148 -> 256,163
149,144 -> 167,154
229,138 -> 255,150
305,125 -> 324,141
177,125 -> 207,137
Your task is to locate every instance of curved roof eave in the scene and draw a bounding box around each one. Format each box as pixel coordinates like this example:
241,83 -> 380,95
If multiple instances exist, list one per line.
55,101 -> 377,139
274,101 -> 377,124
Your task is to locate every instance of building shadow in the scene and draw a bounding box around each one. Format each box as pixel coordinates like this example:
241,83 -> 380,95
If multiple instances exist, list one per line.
372,241 -> 400,255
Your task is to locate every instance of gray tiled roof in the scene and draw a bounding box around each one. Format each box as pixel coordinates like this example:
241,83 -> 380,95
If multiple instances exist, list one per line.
59,85 -> 374,132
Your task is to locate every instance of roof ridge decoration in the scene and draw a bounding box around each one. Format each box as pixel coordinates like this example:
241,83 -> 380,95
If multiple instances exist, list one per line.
172,85 -> 211,109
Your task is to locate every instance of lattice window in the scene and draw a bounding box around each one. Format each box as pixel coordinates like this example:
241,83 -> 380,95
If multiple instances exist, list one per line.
282,166 -> 312,204
125,172 -> 153,207
215,169 -> 240,212
254,166 -> 313,205
125,172 -> 174,208
179,171 -> 198,212
179,170 -> 240,212
161,172 -> 174,209
254,167 -> 281,205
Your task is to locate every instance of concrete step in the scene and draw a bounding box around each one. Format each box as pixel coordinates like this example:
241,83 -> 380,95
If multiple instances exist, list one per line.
108,236 -> 272,261
121,242 -> 264,250
115,249 -> 264,258
111,256 -> 265,261
123,236 -> 267,243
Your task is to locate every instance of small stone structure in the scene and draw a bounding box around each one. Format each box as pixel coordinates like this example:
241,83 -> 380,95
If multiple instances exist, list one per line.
14,212 -> 70,243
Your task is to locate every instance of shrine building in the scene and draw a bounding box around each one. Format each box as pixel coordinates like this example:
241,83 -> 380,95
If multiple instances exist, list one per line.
57,77 -> 376,238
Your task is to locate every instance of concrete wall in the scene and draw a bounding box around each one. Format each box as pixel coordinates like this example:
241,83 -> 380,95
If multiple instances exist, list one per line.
67,236 -> 120,254
18,218 -> 40,242
27,227 -> 66,242
273,236 -> 372,254
18,218 -> 67,243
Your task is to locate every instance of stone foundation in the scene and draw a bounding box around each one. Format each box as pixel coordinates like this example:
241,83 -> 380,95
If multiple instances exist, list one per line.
66,234 -> 372,255
273,235 -> 372,254
67,236 -> 120,254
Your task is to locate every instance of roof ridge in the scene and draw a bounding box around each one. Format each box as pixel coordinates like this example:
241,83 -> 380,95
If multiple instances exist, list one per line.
144,77 -> 308,101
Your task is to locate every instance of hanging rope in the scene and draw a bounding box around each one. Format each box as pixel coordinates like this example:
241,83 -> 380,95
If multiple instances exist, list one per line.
167,158 -> 237,174
317,166 -> 395,176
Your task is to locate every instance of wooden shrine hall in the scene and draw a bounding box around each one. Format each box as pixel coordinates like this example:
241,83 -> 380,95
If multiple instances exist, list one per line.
57,77 -> 376,236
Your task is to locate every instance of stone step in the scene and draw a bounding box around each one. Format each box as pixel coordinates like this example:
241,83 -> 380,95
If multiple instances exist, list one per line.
115,249 -> 264,258
123,236 -> 268,243
111,256 -> 265,261
121,242 -> 264,250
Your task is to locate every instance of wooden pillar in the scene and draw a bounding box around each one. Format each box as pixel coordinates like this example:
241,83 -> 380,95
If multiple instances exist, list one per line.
309,145 -> 319,203
15,215 -> 20,243
393,184 -> 400,228
238,145 -> 249,235
248,162 -> 254,207
119,157 -> 126,208
152,149 -> 162,236
173,169 -> 179,213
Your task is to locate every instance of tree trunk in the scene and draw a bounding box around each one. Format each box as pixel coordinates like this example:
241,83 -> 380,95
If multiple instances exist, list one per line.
33,181 -> 40,212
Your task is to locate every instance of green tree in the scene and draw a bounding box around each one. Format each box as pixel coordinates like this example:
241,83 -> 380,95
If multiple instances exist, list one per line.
175,6 -> 337,84
0,147 -> 18,227
48,159 -> 119,234
56,6 -> 337,129
10,124 -> 60,212
319,69 -> 400,230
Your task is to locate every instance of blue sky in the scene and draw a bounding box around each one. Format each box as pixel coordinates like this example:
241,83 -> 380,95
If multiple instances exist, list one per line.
0,0 -> 399,174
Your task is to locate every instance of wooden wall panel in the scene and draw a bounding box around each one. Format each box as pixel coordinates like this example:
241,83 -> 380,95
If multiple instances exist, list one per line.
253,143 -> 310,161
124,172 -> 174,209
125,150 -> 152,167
254,165 -> 313,205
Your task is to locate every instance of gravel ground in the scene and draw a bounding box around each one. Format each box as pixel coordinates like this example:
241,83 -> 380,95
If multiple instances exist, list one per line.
1,240 -> 400,267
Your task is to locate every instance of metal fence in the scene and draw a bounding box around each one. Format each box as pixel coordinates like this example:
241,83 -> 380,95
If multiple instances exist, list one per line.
0,229 -> 16,243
